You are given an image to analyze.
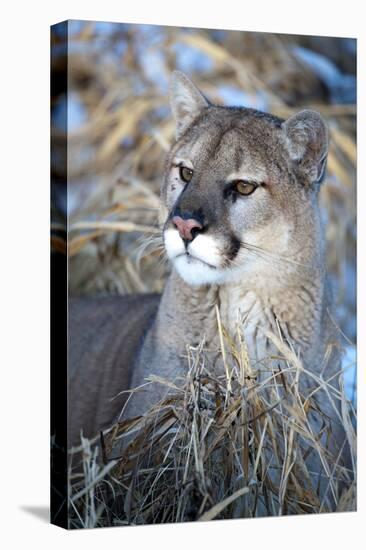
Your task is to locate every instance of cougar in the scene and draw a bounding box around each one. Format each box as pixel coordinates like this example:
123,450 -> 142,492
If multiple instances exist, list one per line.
69,72 -> 346,473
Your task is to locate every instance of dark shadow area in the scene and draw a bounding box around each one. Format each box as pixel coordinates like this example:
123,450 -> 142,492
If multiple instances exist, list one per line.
20,505 -> 50,524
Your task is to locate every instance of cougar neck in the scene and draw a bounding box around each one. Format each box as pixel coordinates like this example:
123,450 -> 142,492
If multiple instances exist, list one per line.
156,269 -> 219,348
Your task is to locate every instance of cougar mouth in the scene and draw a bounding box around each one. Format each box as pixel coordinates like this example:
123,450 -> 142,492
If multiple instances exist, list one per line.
164,227 -> 227,285
176,251 -> 217,269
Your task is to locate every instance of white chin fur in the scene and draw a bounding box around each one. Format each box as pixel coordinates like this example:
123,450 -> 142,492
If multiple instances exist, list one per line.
173,255 -> 224,286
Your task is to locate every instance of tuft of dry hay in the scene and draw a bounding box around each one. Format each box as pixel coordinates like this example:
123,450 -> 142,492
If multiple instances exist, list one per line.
68,317 -> 356,528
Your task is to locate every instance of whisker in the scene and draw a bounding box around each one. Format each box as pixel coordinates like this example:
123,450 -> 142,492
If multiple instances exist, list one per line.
156,250 -> 169,270
239,241 -> 314,269
136,232 -> 165,268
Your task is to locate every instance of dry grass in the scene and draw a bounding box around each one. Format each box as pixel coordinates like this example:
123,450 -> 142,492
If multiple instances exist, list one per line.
51,22 -> 357,527
68,315 -> 356,528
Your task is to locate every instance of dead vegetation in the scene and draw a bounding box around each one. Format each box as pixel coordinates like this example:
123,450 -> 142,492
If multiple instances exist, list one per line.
68,314 -> 356,527
51,21 -> 357,526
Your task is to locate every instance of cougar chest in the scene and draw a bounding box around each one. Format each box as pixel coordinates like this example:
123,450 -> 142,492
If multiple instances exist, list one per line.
218,286 -> 274,365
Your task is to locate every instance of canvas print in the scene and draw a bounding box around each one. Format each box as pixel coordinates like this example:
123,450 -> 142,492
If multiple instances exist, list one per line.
50,20 -> 357,529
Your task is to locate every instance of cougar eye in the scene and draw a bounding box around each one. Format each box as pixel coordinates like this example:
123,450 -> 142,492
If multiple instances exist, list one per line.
179,166 -> 194,183
234,180 -> 257,196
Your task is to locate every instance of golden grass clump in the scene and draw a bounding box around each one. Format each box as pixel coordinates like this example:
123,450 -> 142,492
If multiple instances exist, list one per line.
68,313 -> 356,528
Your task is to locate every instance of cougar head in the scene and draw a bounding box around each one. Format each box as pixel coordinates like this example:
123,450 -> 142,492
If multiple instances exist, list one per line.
162,71 -> 328,286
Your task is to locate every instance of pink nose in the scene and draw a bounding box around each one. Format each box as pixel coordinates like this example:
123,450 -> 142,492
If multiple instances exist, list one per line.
172,216 -> 203,241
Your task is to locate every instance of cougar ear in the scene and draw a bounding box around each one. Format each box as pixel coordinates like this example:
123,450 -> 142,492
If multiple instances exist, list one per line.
282,110 -> 329,185
170,71 -> 210,139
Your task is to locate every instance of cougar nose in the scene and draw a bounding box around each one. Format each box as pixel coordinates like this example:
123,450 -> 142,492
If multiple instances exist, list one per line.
172,216 -> 203,241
